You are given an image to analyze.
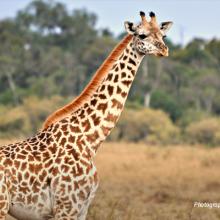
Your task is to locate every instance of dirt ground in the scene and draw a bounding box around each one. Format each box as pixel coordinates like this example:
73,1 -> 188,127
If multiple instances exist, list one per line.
4,142 -> 220,220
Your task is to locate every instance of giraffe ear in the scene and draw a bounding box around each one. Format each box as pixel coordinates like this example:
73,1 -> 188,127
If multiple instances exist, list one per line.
124,21 -> 136,35
160,21 -> 173,35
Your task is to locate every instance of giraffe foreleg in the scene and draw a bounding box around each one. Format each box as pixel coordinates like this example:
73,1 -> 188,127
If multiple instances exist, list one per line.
51,174 -> 98,220
52,196 -> 79,220
51,177 -> 81,220
78,183 -> 98,220
0,159 -> 9,220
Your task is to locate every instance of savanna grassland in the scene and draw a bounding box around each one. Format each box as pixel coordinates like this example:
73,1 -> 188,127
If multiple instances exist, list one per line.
3,141 -> 220,220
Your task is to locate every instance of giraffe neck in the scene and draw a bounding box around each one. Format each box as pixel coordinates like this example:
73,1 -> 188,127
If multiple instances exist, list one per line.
55,39 -> 144,156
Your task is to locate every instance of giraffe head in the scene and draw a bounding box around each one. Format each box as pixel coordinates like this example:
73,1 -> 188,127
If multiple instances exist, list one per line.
124,11 -> 173,57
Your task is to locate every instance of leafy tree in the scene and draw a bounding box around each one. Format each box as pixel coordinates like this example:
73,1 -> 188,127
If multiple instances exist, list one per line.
151,90 -> 183,121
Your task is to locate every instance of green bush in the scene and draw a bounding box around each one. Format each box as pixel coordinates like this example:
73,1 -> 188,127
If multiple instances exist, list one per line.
177,109 -> 210,128
109,108 -> 180,144
151,90 -> 183,122
186,117 -> 220,146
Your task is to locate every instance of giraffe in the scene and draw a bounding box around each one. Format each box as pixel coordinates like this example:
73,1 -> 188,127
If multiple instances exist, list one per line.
0,11 -> 173,220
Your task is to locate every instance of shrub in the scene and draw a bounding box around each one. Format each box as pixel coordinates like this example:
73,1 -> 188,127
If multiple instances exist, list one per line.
151,90 -> 183,122
109,108 -> 180,144
177,109 -> 210,128
0,95 -> 66,138
186,117 -> 220,146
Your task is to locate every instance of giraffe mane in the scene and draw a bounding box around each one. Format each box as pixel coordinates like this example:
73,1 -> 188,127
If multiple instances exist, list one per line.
43,34 -> 133,129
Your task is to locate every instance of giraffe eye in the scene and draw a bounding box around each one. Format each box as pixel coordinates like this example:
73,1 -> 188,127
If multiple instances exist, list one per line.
163,35 -> 167,40
139,34 -> 147,40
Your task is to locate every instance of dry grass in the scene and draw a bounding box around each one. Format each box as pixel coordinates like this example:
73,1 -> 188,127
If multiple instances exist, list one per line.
4,142 -> 220,220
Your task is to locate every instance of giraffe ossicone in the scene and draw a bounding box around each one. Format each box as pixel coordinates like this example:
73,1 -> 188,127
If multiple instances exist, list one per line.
0,11 -> 172,220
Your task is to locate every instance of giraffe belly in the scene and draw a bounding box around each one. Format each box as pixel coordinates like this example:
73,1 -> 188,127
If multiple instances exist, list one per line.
9,186 -> 53,220
9,205 -> 52,220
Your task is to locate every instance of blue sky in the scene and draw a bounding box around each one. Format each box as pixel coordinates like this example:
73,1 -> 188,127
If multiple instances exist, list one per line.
0,0 -> 220,45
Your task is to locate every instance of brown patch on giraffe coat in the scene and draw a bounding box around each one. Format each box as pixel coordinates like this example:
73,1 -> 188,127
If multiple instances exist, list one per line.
70,116 -> 79,124
91,99 -> 98,106
121,72 -> 126,78
97,103 -> 108,114
74,181 -> 79,190
112,63 -> 117,69
72,163 -> 83,177
101,125 -> 111,136
32,181 -> 41,193
119,53 -> 124,60
106,73 -> 113,81
54,131 -> 62,140
39,170 -> 48,181
86,107 -> 93,115
57,148 -> 65,158
48,144 -> 57,154
82,119 -> 91,132
114,75 -> 118,82
99,94 -> 107,99
64,157 -> 74,165
117,86 -> 122,94
61,164 -> 70,173
21,162 -> 27,171
70,149 -> 80,161
60,137 -> 66,146
122,80 -> 132,87
80,159 -> 90,168
4,158 -> 12,166
108,85 -> 114,96
70,125 -> 81,133
86,131 -> 99,143
61,124 -> 68,132
14,160 -> 20,169
76,135 -> 85,152
128,58 -> 136,66
77,191 -> 86,201
55,157 -> 62,164
120,62 -> 125,70
68,135 -> 75,143
121,92 -> 127,98
43,151 -> 50,161
100,85 -> 105,92
123,55 -> 128,61
91,113 -> 101,126
131,70 -> 135,76
78,178 -> 87,187
51,167 -> 59,177
112,98 -> 123,109
62,175 -> 71,182
20,184 -> 28,193
24,172 -> 30,179
105,113 -> 118,123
